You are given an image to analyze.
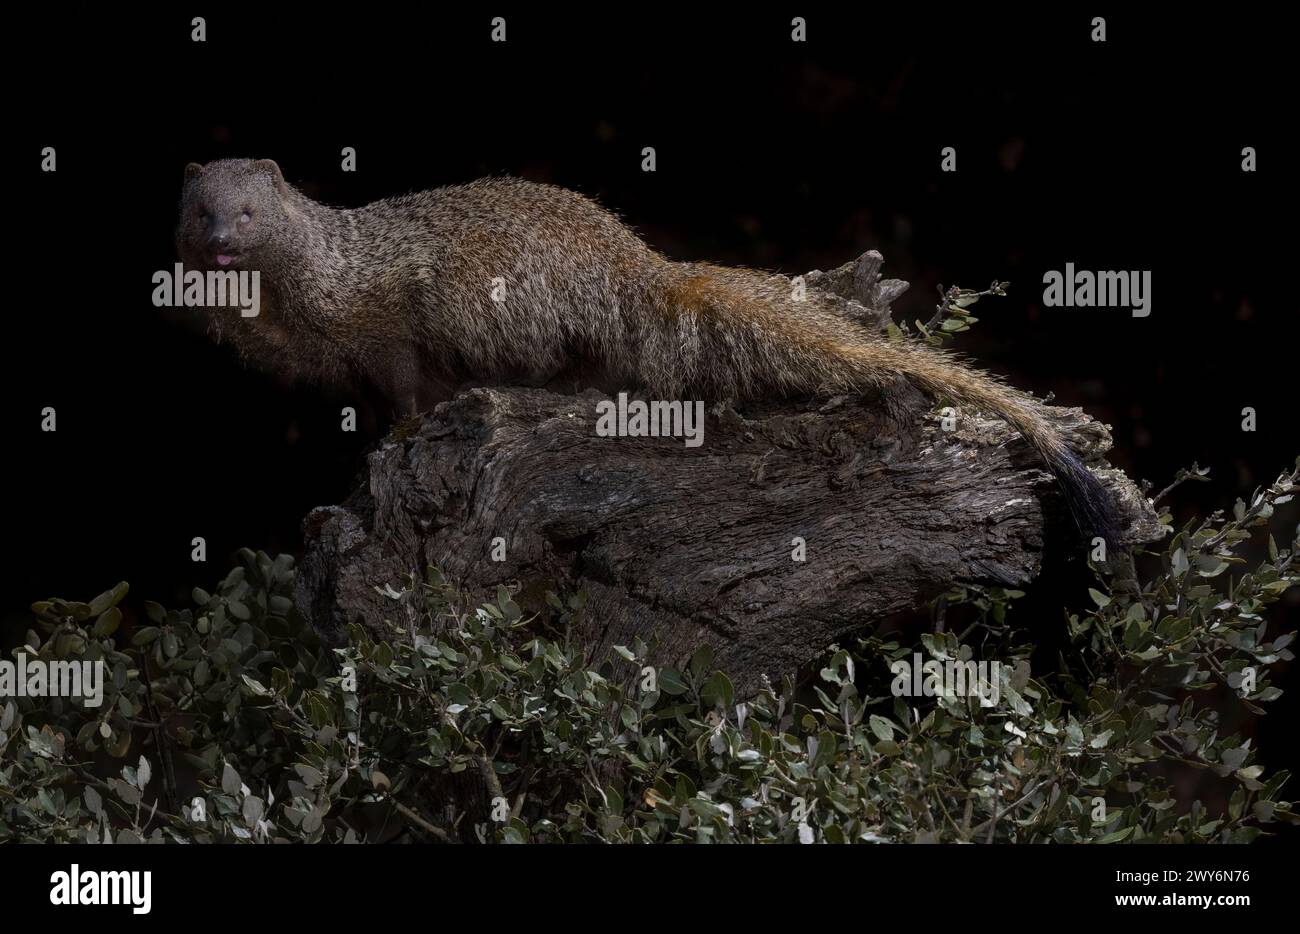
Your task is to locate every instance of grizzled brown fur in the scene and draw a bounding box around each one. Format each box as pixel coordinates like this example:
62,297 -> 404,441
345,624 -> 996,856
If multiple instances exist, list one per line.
176,158 -> 1121,541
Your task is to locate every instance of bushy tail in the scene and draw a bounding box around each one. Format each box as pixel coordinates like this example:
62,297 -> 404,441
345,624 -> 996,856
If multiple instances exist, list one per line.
652,262 -> 1123,546
851,340 -> 1123,547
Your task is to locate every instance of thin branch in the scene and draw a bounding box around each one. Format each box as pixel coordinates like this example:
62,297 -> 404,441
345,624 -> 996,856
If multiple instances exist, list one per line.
388,797 -> 457,843
477,753 -> 506,807
1151,463 -> 1209,505
138,655 -> 180,817
926,279 -> 1005,332
970,778 -> 1050,840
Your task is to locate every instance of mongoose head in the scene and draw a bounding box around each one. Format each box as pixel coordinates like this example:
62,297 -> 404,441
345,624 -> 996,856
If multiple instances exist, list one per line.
176,159 -> 294,271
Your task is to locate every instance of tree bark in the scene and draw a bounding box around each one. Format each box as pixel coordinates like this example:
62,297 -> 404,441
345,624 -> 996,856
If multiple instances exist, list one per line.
294,251 -> 1161,690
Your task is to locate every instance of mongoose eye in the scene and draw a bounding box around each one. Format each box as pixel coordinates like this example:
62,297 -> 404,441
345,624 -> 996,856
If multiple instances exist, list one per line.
240,211 -> 253,224
198,210 -> 209,222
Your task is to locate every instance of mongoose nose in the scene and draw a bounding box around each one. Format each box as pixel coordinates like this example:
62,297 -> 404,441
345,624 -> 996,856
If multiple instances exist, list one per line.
208,233 -> 232,250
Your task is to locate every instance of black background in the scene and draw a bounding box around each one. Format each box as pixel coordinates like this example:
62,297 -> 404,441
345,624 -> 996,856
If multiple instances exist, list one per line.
11,841 -> 1286,916
6,8 -> 1297,795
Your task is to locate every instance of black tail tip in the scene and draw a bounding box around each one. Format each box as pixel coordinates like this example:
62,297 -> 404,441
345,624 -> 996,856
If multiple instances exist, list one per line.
1050,451 -> 1125,553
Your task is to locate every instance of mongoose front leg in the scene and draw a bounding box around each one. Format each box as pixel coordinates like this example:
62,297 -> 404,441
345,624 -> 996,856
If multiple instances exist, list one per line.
383,349 -> 423,418
394,393 -> 419,419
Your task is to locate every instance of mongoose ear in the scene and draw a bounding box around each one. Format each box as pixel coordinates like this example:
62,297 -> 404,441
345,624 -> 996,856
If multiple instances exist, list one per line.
252,159 -> 284,182
184,162 -> 203,182
252,159 -> 289,196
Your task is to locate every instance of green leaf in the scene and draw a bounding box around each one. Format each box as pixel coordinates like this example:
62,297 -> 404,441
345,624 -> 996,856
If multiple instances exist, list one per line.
221,763 -> 241,795
690,645 -> 714,683
702,670 -> 734,710
92,607 -> 121,638
658,667 -> 688,696
87,582 -> 128,616
240,674 -> 271,696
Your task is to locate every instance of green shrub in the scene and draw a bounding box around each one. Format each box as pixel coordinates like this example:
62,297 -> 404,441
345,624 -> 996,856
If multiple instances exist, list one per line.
2,461 -> 1297,843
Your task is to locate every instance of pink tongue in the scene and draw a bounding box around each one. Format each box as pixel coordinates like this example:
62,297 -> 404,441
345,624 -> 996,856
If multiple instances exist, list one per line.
216,254 -> 233,266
